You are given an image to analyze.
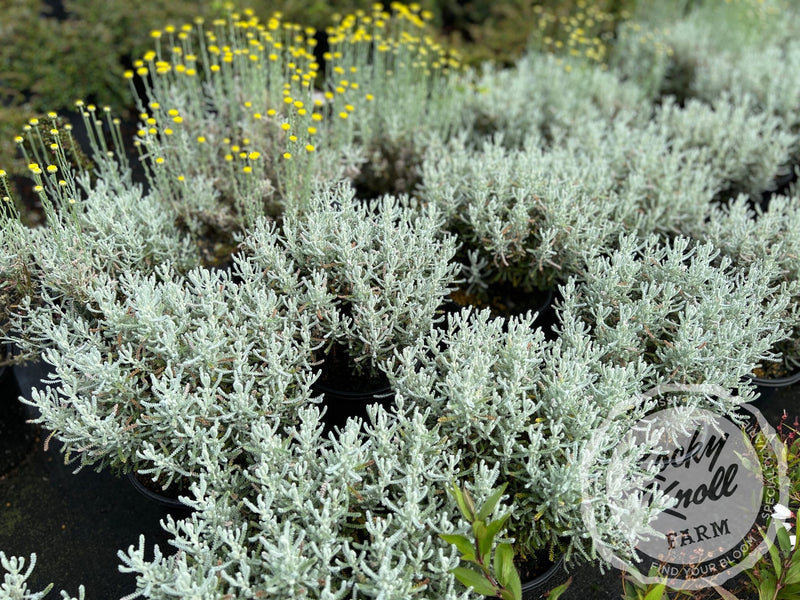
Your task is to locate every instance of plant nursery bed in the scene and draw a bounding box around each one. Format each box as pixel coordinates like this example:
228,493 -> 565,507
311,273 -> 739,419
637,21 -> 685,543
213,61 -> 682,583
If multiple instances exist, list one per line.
0,363 -> 793,599
0,374 -> 179,599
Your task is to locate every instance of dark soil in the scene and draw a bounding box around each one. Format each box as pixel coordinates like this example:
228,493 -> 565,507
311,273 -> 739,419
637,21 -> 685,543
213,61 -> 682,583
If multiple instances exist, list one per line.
752,360 -> 800,381
0,367 -> 37,479
129,471 -> 194,511
446,282 -> 559,337
314,344 -> 391,395
312,345 -> 394,432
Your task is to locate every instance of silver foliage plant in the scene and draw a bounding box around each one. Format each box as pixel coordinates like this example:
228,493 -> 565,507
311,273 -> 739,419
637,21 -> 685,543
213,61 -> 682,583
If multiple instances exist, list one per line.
0,552 -> 84,600
691,194 -> 800,368
463,51 -> 649,149
3,3 -> 800,598
557,234 -> 795,410
240,182 -> 459,376
419,134 -> 627,292
656,94 -> 797,199
15,263 -> 322,485
114,405 -> 485,599
0,215 -> 33,355
10,181 -> 457,487
389,307 -> 662,565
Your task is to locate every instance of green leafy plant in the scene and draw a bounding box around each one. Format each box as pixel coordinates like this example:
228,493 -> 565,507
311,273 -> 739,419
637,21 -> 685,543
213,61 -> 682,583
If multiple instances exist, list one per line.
738,520 -> 800,600
441,482 -> 523,600
733,414 -> 800,600
620,566 -> 693,600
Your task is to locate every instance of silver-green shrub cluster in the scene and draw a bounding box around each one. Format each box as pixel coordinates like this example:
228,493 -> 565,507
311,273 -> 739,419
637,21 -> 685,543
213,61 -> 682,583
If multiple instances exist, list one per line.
419,134 -> 627,292
617,0 -> 791,97
464,51 -> 648,149
690,194 -> 800,367
115,405 -> 482,599
612,0 -> 800,162
239,182 -> 459,375
129,4 -> 468,231
12,179 -> 457,482
0,212 -> 33,351
598,117 -> 717,237
4,1 -> 800,598
23,178 -> 199,303
557,235 -> 794,410
15,262 -> 322,484
656,94 -> 797,198
694,38 -> 800,147
389,308 -> 662,563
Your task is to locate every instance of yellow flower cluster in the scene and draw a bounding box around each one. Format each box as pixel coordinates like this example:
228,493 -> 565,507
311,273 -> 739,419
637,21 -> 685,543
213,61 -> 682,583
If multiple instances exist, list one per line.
122,2 -> 458,212
8,110 -> 92,209
326,2 -> 460,76
128,5 -> 332,174
534,1 -> 616,66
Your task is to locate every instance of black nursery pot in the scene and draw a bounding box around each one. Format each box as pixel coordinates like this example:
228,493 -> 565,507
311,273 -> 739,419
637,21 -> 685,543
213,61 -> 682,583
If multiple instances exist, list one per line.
127,471 -> 193,513
520,554 -> 569,600
0,361 -> 37,478
444,283 -> 558,338
750,369 -> 800,405
486,553 -> 569,600
311,352 -> 395,433
312,377 -> 395,433
7,344 -> 49,405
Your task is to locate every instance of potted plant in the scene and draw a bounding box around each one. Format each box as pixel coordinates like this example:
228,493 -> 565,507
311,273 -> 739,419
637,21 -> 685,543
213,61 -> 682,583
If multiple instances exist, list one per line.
112,401 -> 509,599
0,112 -> 316,499
556,234 -> 796,409
235,181 -> 460,430
8,256 -> 325,495
687,195 -> 800,398
418,132 -> 629,332
388,305 -> 667,592
121,1 -> 466,244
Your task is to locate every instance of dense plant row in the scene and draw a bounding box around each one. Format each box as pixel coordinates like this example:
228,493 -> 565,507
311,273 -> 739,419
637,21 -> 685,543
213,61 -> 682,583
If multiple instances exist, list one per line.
0,0 -> 634,212
2,0 -> 800,598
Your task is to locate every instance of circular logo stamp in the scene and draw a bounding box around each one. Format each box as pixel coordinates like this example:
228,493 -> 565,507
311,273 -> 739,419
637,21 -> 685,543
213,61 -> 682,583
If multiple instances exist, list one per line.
580,384 -> 789,590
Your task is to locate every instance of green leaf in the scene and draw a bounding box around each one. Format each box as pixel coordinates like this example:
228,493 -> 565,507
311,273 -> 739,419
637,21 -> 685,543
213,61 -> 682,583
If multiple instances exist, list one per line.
451,566 -> 498,596
712,585 -> 741,600
451,483 -> 472,522
546,577 -> 573,600
494,543 -> 522,600
758,571 -> 777,600
485,511 -> 510,541
776,525 -> 792,555
643,582 -> 666,600
778,582 -> 800,598
440,533 -> 477,562
477,483 -> 508,521
785,559 -> 800,585
478,515 -> 508,564
769,534 -> 784,577
474,521 -> 493,563
462,485 -> 477,520
493,543 -> 513,582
